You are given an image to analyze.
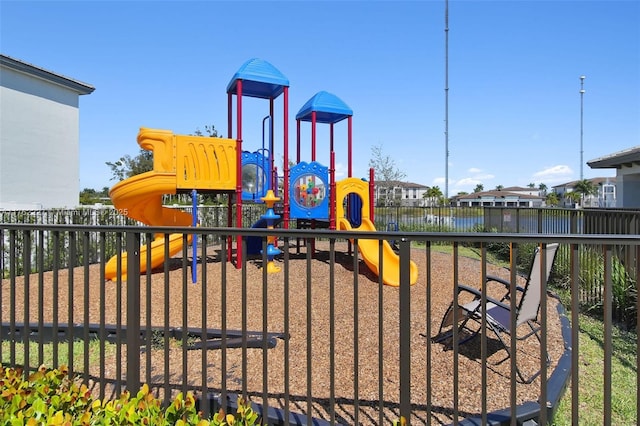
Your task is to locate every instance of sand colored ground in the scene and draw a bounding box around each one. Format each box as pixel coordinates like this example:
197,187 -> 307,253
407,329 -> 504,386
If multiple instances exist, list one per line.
2,241 -> 565,425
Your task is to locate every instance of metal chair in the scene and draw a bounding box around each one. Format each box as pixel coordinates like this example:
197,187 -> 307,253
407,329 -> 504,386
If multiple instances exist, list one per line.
434,243 -> 559,383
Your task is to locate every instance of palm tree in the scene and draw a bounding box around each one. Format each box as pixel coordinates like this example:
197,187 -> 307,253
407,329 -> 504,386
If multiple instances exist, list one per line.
495,184 -> 504,191
423,186 -> 444,206
473,184 -> 484,193
545,192 -> 559,206
430,186 -> 444,206
565,191 -> 582,207
573,179 -> 598,207
538,183 -> 548,196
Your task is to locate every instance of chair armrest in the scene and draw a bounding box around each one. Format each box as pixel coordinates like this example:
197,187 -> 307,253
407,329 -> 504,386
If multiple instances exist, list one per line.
456,283 -> 482,298
455,284 -> 509,310
486,275 -> 525,293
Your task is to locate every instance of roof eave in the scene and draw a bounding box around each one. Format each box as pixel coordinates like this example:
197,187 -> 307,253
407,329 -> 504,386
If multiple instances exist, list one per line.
1,54 -> 95,95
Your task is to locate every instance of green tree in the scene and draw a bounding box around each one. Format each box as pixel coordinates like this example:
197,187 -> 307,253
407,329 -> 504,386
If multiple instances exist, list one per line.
423,185 -> 444,206
105,150 -> 153,181
527,182 -> 536,188
193,124 -> 221,137
573,179 -> 598,206
565,190 -> 582,206
495,184 -> 504,191
369,144 -> 406,206
79,187 -> 110,205
106,125 -> 220,182
538,183 -> 548,196
545,191 -> 559,206
473,184 -> 484,193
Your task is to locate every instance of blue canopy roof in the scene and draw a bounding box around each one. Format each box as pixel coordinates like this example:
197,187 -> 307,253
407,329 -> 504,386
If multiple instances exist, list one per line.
226,58 -> 289,99
296,91 -> 353,124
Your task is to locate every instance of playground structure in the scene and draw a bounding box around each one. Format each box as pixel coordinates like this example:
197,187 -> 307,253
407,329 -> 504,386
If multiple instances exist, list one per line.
105,58 -> 418,286
260,189 -> 281,274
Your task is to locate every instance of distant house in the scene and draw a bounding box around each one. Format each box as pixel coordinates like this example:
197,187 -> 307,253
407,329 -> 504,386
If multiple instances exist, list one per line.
587,146 -> 640,208
552,177 -> 617,208
373,180 -> 430,207
0,54 -> 94,209
451,187 -> 545,208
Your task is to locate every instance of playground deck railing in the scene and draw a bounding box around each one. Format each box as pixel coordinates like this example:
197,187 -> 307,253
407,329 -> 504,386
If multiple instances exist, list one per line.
0,221 -> 638,425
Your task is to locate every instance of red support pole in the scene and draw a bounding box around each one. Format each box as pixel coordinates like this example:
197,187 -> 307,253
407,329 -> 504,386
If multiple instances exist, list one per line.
235,80 -> 243,268
270,98 -> 275,191
227,93 -> 233,138
369,167 -> 375,222
283,86 -> 290,230
311,111 -> 317,162
296,120 -> 301,164
227,195 -> 233,260
227,91 -> 233,261
348,116 -> 353,177
330,151 -> 336,230
330,123 -> 334,154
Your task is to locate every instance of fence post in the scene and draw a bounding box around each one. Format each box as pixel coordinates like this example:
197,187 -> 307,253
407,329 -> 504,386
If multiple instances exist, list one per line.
126,231 -> 141,392
399,238 -> 411,423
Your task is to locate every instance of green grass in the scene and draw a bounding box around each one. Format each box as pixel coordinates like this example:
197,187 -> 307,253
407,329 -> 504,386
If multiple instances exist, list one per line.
1,338 -> 115,370
413,242 -> 511,268
419,245 -> 637,424
552,314 -> 637,425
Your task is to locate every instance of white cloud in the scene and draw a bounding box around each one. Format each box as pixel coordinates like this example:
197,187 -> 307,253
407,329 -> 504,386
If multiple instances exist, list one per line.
464,168 -> 494,181
334,162 -> 347,179
456,177 -> 484,187
532,165 -> 573,185
435,168 -> 498,194
432,177 -> 447,186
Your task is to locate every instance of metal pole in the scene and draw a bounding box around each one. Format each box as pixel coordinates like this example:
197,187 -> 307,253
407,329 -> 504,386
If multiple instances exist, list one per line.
192,189 -> 197,284
444,0 -> 450,201
399,238 -> 412,423
126,231 -> 141,392
580,75 -> 586,180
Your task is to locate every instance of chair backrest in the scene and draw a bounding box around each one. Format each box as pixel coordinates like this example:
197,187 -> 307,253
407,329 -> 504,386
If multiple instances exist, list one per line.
516,243 -> 559,325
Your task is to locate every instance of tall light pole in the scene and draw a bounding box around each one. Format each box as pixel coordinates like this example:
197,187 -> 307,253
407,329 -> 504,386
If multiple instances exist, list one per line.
580,75 -> 586,180
444,0 -> 449,200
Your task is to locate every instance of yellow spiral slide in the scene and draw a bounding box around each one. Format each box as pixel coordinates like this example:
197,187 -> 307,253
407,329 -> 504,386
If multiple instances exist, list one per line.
104,128 -> 237,281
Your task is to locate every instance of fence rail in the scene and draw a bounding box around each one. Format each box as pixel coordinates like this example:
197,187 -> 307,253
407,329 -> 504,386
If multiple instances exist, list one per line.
4,205 -> 638,322
1,219 -> 638,425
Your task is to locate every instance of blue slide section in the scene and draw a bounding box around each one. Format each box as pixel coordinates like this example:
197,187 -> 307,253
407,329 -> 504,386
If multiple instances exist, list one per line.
246,217 -> 283,255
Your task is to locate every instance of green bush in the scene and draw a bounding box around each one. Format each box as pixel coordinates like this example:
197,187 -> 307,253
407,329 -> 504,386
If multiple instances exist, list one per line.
552,245 -> 637,326
0,364 -> 260,425
484,238 -> 537,276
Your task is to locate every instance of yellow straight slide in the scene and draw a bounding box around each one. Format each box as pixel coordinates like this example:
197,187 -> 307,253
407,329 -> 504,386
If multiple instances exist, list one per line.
337,217 -> 418,287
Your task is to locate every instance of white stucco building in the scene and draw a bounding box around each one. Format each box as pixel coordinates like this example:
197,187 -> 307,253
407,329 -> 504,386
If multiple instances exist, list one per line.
373,180 -> 430,207
588,146 -> 640,208
551,177 -> 617,208
451,187 -> 545,208
0,54 -> 94,209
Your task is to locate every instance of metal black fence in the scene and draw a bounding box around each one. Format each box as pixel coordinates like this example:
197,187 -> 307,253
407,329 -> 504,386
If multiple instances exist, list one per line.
4,205 -> 637,322
1,219 -> 638,425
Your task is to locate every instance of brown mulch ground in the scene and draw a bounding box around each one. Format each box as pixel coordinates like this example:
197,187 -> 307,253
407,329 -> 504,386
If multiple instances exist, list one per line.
2,240 -> 566,425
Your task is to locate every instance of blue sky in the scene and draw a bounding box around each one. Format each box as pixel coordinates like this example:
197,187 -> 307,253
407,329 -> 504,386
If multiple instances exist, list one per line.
2,0 -> 639,196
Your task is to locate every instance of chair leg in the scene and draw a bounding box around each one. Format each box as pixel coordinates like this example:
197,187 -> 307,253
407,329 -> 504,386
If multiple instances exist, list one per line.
491,322 -> 549,384
526,320 -> 551,368
434,302 -> 479,344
